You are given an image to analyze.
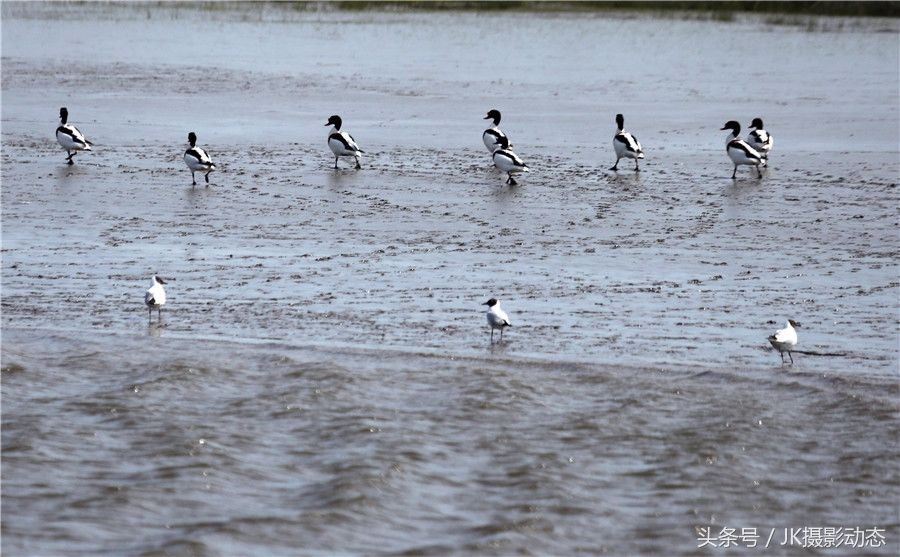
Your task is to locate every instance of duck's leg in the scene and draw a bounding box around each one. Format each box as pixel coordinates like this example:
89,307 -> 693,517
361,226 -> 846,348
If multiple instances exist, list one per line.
731,165 -> 737,179
634,159 -> 640,172
756,164 -> 762,178
355,156 -> 361,170
334,156 -> 339,170
609,158 -> 619,171
191,171 -> 197,186
205,171 -> 211,185
67,151 -> 74,165
508,173 -> 517,186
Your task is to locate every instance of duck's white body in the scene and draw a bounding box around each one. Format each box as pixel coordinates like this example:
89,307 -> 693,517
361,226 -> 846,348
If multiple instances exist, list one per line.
184,147 -> 214,173
613,132 -> 643,161
328,128 -> 362,158
492,148 -> 528,174
747,128 -> 773,159
492,148 -> 529,185
726,135 -> 764,168
56,125 -> 92,153
483,127 -> 507,153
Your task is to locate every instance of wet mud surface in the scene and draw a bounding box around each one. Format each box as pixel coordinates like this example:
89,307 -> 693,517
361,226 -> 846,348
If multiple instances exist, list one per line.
2,4 -> 899,556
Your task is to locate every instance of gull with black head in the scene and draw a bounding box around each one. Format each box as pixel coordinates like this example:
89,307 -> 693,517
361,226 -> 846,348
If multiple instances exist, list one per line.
484,298 -> 511,342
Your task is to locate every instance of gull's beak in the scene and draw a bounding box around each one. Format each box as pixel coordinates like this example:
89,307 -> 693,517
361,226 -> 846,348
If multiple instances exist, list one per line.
720,126 -> 728,131
483,115 -> 491,120
324,122 -> 330,126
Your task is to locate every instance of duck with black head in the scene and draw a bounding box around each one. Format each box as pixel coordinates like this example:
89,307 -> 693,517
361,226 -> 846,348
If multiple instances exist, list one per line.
183,132 -> 216,186
326,115 -> 364,170
482,109 -> 510,153
746,117 -> 774,160
491,136 -> 529,186
721,120 -> 764,179
610,113 -> 644,172
55,107 -> 93,165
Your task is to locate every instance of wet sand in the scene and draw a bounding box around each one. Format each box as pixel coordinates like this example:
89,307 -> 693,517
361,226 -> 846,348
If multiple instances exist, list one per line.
2,3 -> 899,556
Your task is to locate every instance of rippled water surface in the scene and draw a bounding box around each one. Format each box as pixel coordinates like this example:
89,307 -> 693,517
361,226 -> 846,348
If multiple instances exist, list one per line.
2,3 -> 899,556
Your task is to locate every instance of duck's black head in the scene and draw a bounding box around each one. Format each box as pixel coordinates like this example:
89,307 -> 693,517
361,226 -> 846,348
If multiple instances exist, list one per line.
188,132 -> 197,146
326,115 -> 342,130
720,120 -> 741,135
59,107 -> 68,124
615,113 -> 624,130
493,136 -> 510,150
788,319 -> 800,328
749,117 -> 764,130
154,275 -> 167,285
483,298 -> 498,307
485,109 -> 501,125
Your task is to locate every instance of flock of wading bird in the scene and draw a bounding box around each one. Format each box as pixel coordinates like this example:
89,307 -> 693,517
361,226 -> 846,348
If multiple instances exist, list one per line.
54,106 -> 797,363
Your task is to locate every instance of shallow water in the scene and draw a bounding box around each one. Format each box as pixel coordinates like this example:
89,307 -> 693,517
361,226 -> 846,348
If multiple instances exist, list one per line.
2,3 -> 899,556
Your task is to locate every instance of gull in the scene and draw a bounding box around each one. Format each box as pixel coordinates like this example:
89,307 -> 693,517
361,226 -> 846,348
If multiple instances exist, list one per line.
484,298 -> 511,342
768,319 -> 799,364
145,275 -> 167,324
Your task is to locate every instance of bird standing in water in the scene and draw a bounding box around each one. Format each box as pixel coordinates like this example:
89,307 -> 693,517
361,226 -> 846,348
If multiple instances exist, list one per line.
145,275 -> 167,324
484,298 -> 512,342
